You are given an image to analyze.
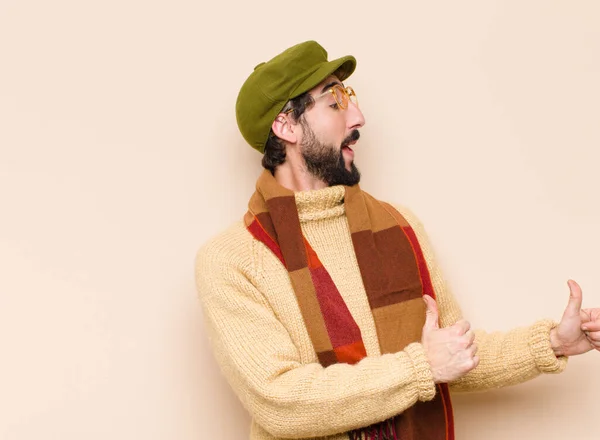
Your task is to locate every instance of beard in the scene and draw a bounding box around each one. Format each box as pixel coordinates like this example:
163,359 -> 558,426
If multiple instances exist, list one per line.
300,121 -> 361,187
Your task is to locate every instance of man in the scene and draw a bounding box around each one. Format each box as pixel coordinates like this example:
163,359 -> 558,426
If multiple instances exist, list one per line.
195,41 -> 600,440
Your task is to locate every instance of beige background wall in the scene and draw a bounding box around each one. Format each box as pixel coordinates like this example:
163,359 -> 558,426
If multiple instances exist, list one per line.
1,1 -> 599,439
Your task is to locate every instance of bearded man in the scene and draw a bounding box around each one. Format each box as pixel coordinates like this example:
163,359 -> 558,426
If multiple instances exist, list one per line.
195,40 -> 600,440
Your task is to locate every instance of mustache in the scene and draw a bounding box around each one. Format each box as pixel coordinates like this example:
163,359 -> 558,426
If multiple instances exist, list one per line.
341,130 -> 360,147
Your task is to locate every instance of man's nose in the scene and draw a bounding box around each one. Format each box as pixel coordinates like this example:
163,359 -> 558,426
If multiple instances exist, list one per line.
346,101 -> 365,129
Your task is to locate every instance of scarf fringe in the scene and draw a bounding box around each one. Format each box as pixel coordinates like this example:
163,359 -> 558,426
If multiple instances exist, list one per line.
349,417 -> 398,440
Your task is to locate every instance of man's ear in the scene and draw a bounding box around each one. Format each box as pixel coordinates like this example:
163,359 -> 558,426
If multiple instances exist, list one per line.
271,113 -> 298,144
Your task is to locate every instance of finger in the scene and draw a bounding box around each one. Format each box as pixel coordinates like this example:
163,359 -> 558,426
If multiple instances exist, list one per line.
584,330 -> 599,345
588,338 -> 600,348
467,342 -> 478,357
453,319 -> 471,336
585,308 -> 600,321
471,355 -> 480,370
586,331 -> 600,346
582,321 -> 600,332
580,309 -> 592,322
564,279 -> 583,317
584,330 -> 600,340
463,329 -> 476,347
423,295 -> 439,330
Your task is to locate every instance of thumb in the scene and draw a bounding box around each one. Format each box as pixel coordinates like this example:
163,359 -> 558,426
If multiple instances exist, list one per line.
423,294 -> 440,330
564,279 -> 583,317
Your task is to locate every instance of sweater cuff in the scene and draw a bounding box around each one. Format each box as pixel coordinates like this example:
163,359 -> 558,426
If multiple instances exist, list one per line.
529,319 -> 568,374
403,342 -> 436,402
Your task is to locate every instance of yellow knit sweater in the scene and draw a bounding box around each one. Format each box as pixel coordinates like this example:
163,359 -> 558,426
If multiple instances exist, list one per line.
195,185 -> 567,440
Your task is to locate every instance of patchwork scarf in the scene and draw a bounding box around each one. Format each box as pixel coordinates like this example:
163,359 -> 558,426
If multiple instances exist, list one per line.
244,170 -> 454,440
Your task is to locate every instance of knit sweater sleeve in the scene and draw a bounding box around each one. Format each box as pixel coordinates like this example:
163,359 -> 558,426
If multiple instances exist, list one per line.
195,224 -> 436,439
396,206 -> 568,393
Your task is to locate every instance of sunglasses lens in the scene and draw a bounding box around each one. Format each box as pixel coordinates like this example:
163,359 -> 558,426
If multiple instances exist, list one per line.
333,86 -> 349,109
347,87 -> 358,106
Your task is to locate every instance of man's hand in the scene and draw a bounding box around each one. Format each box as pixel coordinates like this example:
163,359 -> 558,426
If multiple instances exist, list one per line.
550,279 -> 600,356
421,295 -> 479,383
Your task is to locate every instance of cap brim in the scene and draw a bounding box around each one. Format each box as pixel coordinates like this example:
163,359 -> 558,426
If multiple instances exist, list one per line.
289,55 -> 356,100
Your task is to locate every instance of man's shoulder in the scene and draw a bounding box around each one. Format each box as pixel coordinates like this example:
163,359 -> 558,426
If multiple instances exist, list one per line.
371,197 -> 426,229
195,220 -> 256,272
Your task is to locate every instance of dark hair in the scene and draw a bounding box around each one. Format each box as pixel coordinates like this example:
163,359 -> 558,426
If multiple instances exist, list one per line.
262,92 -> 314,173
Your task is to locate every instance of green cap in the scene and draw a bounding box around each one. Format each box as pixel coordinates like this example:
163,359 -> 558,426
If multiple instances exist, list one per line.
235,40 -> 356,153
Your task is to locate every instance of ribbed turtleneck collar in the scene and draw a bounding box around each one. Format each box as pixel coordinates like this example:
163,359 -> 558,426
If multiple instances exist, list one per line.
294,185 -> 346,222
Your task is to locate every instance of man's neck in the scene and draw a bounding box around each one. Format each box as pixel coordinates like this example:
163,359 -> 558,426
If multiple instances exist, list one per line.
273,162 -> 328,192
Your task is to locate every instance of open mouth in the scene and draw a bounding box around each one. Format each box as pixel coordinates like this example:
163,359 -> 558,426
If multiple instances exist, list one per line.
342,140 -> 357,152
341,130 -> 360,156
